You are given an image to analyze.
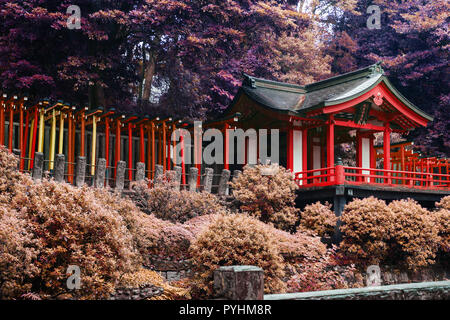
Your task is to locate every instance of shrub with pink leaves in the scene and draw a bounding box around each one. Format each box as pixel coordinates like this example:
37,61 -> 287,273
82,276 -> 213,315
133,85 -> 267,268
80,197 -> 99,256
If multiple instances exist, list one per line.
300,201 -> 337,238
435,195 -> 450,259
0,207 -> 40,299
340,196 -> 441,270
130,180 -> 228,223
230,164 -> 300,231
189,214 -> 286,298
286,247 -> 364,293
436,195 -> 450,210
388,199 -> 440,269
339,196 -> 395,266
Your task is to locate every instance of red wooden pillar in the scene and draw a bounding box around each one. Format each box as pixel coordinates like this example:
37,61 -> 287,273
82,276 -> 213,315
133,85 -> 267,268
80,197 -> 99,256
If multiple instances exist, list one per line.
18,103 -> 24,170
0,96 -> 4,146
326,115 -> 335,168
30,107 -> 39,170
383,123 -> 391,184
139,124 -> 145,164
287,126 -> 293,171
105,117 -> 110,168
0,104 -> 4,146
400,145 -> 405,184
224,124 -> 229,170
147,122 -> 155,180
128,122 -> 134,181
195,123 -> 202,185
151,123 -> 156,178
162,122 -> 167,172
146,124 -> 151,181
171,123 -> 177,170
8,103 -> 14,151
158,127 -> 162,166
21,108 -> 30,171
447,161 -> 449,187
167,126 -> 171,171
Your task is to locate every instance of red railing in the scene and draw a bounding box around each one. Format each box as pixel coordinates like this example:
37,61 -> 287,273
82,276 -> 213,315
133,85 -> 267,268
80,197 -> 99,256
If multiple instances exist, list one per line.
295,165 -> 450,190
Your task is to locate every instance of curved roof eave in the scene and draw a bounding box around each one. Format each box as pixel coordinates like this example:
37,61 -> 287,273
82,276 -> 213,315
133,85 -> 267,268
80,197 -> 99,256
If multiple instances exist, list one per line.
320,76 -> 433,122
231,87 -> 303,118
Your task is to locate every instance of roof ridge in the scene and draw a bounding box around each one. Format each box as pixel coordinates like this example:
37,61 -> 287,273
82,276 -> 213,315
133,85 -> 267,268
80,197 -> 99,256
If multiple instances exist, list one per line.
242,62 -> 384,93
242,73 -> 306,92
304,62 -> 384,91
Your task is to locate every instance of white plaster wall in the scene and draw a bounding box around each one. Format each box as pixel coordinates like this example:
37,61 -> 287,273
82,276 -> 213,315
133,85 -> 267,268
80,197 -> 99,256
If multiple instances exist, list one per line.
362,137 -> 371,181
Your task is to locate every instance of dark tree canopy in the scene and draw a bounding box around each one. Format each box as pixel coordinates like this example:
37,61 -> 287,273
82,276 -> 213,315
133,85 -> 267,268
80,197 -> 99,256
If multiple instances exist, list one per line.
0,0 -> 333,119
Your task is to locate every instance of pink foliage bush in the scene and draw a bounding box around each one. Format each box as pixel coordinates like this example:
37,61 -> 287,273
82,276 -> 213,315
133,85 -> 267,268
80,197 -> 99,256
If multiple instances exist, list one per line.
0,147 -> 142,299
436,195 -> 450,210
269,227 -> 327,265
340,196 -> 441,270
388,199 -> 440,269
340,196 -> 394,266
130,180 -> 228,223
300,201 -> 337,238
15,181 -> 141,299
0,207 -> 40,299
286,247 -> 364,293
230,164 -> 300,231
189,214 -> 286,298
435,196 -> 450,258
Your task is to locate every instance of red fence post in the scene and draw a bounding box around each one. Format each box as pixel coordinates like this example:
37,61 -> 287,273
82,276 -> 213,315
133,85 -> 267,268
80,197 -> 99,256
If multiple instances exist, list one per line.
336,164 -> 345,185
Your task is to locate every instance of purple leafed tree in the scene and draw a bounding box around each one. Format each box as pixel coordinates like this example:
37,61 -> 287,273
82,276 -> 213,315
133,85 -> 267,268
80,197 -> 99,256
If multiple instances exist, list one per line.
326,0 -> 449,157
0,0 -> 333,120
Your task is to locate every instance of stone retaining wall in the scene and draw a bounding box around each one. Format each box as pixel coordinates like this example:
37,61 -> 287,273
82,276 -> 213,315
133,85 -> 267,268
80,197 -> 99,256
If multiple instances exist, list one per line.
109,284 -> 164,300
264,280 -> 450,300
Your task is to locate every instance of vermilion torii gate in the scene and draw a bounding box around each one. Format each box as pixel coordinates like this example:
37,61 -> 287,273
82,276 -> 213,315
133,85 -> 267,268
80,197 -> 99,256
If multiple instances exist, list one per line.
0,93 -> 191,187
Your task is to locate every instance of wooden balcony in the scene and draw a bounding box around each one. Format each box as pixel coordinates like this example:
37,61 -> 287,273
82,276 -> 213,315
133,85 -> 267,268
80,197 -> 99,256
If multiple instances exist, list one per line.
294,165 -> 450,191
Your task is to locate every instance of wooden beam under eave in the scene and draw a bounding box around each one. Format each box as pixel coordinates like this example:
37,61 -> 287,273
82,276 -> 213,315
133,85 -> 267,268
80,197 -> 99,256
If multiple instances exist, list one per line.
334,120 -> 385,131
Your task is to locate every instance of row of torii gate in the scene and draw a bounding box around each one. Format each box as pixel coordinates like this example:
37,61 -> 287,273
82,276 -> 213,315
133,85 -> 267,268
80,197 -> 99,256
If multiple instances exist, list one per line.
0,94 -> 209,187
1,94 -> 449,188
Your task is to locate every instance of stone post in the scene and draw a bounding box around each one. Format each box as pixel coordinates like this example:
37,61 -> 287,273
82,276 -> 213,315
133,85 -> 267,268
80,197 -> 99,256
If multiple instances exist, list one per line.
135,162 -> 146,182
166,170 -> 176,185
203,168 -> 214,193
230,170 -> 242,194
217,169 -> 231,196
188,167 -> 198,192
54,154 -> 65,183
154,164 -> 164,183
94,158 -> 107,188
75,156 -> 86,187
115,161 -> 126,191
174,166 -> 182,190
214,266 -> 264,300
32,152 -> 44,181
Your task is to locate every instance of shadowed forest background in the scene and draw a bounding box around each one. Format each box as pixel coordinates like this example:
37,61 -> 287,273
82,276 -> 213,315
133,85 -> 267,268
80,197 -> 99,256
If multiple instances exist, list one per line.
0,0 -> 448,156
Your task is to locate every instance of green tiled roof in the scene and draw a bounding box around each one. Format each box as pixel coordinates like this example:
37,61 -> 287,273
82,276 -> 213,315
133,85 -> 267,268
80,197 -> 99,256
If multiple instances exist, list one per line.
235,62 -> 433,121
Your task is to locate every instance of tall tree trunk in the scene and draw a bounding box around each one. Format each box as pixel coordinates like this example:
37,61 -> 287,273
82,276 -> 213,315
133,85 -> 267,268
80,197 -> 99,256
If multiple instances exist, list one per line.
89,82 -> 106,108
142,52 -> 157,102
